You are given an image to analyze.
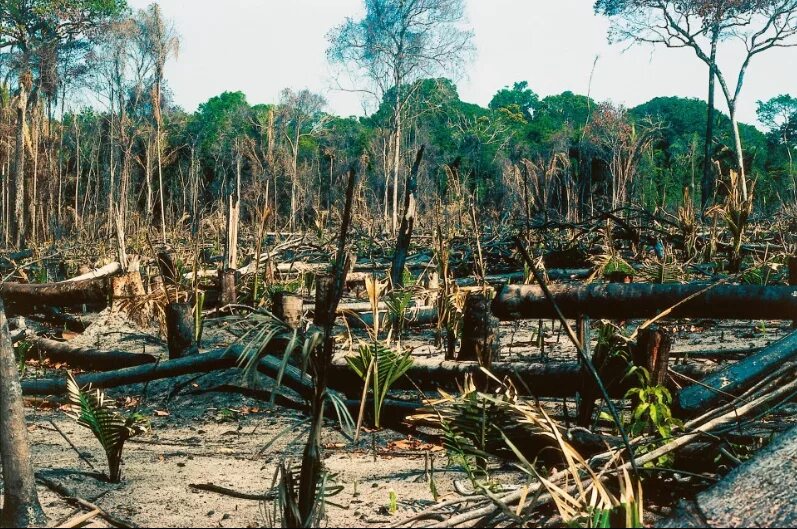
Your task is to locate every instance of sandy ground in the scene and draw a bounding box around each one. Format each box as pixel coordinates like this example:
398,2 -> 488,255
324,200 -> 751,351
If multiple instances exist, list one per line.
6,301 -> 795,528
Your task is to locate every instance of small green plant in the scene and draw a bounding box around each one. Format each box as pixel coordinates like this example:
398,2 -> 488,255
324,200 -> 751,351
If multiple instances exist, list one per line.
622,369 -> 683,468
388,490 -> 398,514
347,342 -> 413,429
65,373 -> 148,483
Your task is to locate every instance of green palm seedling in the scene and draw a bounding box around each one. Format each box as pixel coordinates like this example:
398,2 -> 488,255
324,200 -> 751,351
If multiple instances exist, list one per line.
65,373 -> 148,483
347,342 -> 413,429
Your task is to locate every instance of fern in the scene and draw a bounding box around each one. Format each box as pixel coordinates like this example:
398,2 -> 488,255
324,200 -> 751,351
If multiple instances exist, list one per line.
65,373 -> 148,483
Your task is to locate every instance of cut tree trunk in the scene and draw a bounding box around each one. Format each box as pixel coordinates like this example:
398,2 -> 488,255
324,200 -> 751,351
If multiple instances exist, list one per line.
219,269 -> 238,307
157,251 -> 178,286
492,283 -> 797,321
0,299 -> 47,527
0,277 -> 111,313
166,302 -> 197,360
676,330 -> 797,417
30,336 -> 157,370
633,326 -> 673,387
458,291 -> 500,368
272,292 -> 303,329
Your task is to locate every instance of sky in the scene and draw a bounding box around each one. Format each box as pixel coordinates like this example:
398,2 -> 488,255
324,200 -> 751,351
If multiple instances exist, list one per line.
126,0 -> 797,127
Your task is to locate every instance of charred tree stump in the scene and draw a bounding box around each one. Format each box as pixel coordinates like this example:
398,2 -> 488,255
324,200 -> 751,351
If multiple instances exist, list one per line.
576,331 -> 631,427
633,326 -> 673,387
314,274 -> 335,327
390,146 -> 424,289
166,302 -> 197,360
273,291 -> 303,329
219,269 -> 238,307
0,299 -> 47,527
458,292 -> 500,369
157,250 -> 178,286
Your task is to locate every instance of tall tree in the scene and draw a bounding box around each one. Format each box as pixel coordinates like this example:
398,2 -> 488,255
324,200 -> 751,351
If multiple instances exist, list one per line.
278,88 -> 327,232
0,0 -> 126,247
327,0 -> 474,233
758,93 -> 797,197
595,0 -> 797,205
136,3 -> 178,242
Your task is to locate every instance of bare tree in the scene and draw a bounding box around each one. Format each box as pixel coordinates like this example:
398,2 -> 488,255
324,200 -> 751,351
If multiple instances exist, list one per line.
327,0 -> 474,233
596,0 -> 797,204
277,88 -> 327,231
136,3 -> 179,243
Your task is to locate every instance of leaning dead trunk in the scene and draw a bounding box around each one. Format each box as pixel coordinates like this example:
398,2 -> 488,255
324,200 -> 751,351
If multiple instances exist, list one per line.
0,299 -> 47,527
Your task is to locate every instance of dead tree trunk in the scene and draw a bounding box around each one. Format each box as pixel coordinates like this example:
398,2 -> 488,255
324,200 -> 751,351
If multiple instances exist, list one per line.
273,291 -> 303,329
166,302 -> 196,360
458,291 -> 500,369
219,269 -> 238,307
0,299 -> 47,527
633,326 -> 673,387
0,277 -> 111,313
677,329 -> 797,417
390,146 -> 424,289
157,250 -> 178,286
30,336 -> 157,370
492,283 -> 797,321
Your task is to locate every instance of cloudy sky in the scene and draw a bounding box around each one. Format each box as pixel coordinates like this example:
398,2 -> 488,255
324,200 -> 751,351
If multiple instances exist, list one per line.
126,0 -> 797,126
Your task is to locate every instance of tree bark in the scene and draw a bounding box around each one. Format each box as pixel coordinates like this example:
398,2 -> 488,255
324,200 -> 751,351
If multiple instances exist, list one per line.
272,291 -> 303,329
0,299 -> 47,527
30,336 -> 157,370
11,75 -> 29,248
492,283 -> 797,321
458,291 -> 500,368
166,302 -> 197,360
0,277 -> 111,313
677,330 -> 797,417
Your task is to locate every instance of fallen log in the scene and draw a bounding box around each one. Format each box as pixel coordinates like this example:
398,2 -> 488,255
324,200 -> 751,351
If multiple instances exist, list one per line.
65,262 -> 123,282
492,283 -> 797,321
30,337 -> 158,370
344,307 -> 438,329
676,330 -> 797,416
0,277 -> 111,313
328,356 -> 716,397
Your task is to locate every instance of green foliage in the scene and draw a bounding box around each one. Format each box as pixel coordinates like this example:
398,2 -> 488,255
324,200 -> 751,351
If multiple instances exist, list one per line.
65,373 -> 148,483
346,342 -> 413,428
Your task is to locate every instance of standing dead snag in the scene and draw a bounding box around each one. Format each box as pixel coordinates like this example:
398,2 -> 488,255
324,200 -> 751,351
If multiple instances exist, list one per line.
458,291 -> 500,370
390,146 -> 425,289
273,291 -> 304,329
166,302 -> 197,359
0,299 -> 47,528
633,326 -> 673,387
298,167 -> 358,526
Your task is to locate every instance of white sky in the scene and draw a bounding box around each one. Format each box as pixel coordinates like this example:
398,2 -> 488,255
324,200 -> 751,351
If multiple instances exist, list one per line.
127,0 -> 797,127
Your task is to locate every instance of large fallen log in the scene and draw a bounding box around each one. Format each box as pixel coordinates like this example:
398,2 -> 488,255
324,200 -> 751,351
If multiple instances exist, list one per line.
29,336 -> 158,371
0,277 -> 111,312
66,262 -> 123,282
327,356 -> 715,397
492,283 -> 797,321
676,329 -> 797,416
